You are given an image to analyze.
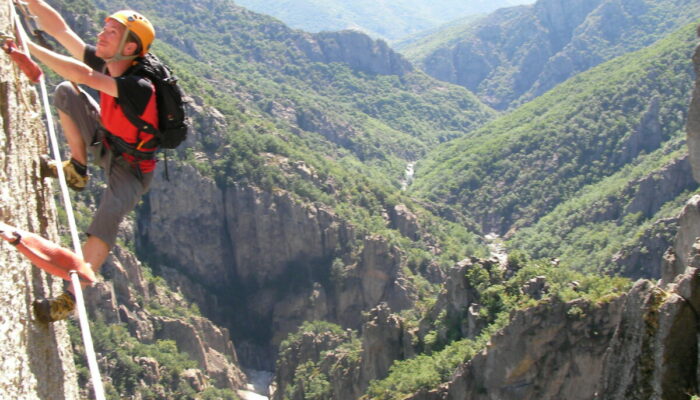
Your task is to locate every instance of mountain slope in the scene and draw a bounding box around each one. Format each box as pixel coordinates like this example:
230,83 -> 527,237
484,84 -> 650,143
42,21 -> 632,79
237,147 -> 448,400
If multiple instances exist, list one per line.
410,21 -> 699,266
116,0 -> 495,165
232,0 -> 536,42
405,0 -> 700,110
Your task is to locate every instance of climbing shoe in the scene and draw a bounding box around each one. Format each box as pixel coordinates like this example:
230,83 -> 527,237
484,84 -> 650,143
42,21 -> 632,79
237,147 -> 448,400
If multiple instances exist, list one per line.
33,291 -> 76,323
39,155 -> 88,191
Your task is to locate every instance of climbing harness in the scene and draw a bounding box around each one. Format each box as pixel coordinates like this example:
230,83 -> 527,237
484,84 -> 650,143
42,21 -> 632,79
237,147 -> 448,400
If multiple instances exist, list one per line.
7,1 -> 106,399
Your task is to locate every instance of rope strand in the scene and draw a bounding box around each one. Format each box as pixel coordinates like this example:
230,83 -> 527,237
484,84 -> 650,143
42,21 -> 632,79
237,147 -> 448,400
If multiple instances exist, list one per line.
9,2 -> 106,399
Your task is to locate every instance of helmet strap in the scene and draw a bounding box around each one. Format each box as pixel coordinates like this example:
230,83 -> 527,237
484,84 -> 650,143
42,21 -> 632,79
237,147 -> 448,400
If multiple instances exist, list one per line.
103,28 -> 138,63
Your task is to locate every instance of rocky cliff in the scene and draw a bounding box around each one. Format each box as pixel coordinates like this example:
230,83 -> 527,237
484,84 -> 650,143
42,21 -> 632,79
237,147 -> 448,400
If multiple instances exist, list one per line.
603,155 -> 696,279
305,30 -> 413,76
0,5 -> 79,399
272,303 -> 416,400
403,263 -> 699,400
82,244 -> 248,393
688,36 -> 700,183
137,156 -> 417,369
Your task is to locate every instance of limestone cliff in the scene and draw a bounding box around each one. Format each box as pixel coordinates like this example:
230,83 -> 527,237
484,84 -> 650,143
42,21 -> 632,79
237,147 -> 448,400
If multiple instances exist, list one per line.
137,159 -> 416,370
608,155 -> 696,279
82,244 -> 248,393
0,6 -> 79,399
403,261 -> 698,400
305,30 -> 413,76
688,38 -> 700,182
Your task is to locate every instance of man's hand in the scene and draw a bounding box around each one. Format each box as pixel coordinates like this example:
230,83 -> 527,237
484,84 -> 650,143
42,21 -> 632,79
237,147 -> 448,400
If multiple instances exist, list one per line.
14,0 -> 54,50
18,0 -> 85,59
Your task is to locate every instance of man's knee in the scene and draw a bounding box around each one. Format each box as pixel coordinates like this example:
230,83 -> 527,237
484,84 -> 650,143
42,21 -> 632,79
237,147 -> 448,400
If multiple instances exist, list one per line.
53,81 -> 80,112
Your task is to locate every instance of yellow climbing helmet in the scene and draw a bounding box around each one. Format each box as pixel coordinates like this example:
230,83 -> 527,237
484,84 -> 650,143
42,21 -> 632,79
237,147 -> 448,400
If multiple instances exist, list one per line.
106,10 -> 155,56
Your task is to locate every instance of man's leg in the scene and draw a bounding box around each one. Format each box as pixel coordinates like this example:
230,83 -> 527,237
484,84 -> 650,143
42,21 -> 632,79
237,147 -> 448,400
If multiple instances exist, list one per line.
33,82 -> 104,322
58,109 -> 88,166
80,235 -> 110,289
43,81 -> 101,191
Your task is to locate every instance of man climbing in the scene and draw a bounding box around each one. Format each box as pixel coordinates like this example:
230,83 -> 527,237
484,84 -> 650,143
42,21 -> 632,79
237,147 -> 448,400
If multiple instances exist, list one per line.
17,1 -> 159,323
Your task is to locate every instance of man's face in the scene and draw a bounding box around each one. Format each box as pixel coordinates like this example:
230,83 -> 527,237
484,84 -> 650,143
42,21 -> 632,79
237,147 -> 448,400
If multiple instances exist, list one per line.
96,19 -> 127,59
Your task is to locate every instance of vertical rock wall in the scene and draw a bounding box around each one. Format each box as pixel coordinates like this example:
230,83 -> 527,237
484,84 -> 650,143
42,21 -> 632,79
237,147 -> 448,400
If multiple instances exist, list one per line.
0,5 -> 79,399
686,39 -> 700,181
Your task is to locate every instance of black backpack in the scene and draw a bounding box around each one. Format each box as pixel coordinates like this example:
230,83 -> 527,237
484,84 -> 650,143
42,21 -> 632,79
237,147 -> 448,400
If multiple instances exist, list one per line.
121,53 -> 189,149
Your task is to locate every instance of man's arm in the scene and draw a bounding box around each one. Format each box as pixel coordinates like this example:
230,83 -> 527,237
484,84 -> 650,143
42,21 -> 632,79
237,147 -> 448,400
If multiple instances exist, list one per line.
28,40 -> 118,97
24,0 -> 86,60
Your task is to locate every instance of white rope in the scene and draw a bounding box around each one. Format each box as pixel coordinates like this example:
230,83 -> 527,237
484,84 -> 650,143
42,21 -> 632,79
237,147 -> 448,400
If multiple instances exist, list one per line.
9,2 -> 106,399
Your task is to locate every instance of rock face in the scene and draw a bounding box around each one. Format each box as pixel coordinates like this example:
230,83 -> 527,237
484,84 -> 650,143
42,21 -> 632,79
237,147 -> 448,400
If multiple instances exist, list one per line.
84,244 -> 248,392
306,31 -> 413,76
599,273 -> 699,400
0,6 -> 79,399
407,262 -> 699,400
434,298 -> 624,400
419,258 -> 493,345
418,0 -> 700,109
688,42 -> 700,180
663,195 -> 700,284
138,163 -> 415,369
609,156 -> 697,279
274,325 -> 352,400
359,303 -> 413,385
612,217 -> 677,279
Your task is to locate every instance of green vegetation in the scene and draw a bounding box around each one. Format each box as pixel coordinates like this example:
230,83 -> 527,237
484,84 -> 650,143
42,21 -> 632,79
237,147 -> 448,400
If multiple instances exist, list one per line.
278,321 -> 361,400
412,21 -> 699,271
68,320 -> 240,399
394,14 -> 482,61
365,256 -> 629,399
286,361 -> 332,400
278,320 -> 360,362
366,324 -> 499,399
508,141 -> 699,273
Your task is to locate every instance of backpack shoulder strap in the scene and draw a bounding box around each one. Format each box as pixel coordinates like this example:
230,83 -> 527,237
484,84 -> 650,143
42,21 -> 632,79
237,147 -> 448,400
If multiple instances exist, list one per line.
119,58 -> 160,140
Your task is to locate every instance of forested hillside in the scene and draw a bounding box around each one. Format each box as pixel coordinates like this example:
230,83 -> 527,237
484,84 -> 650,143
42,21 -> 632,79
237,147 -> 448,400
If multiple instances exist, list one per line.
411,21 -> 699,275
403,0 -> 700,109
16,0 -> 699,398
